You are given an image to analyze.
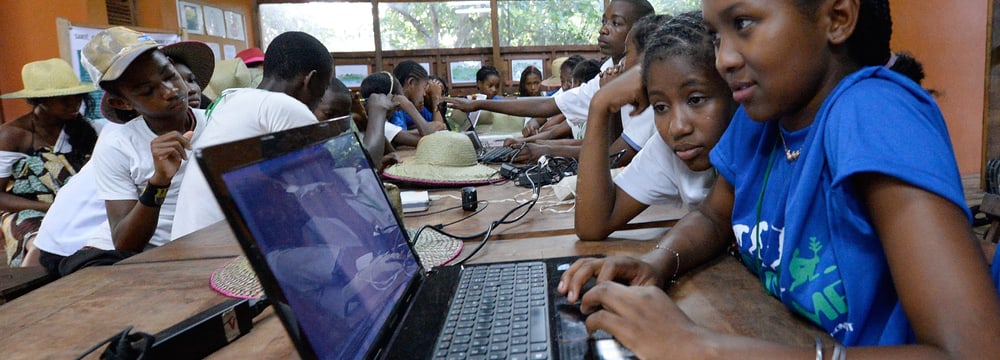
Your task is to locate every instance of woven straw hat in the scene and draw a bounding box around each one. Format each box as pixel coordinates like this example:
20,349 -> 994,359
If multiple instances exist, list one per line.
210,256 -> 265,299
540,56 -> 569,87
383,131 -> 500,186
203,59 -> 252,100
0,59 -> 97,99
81,26 -> 160,85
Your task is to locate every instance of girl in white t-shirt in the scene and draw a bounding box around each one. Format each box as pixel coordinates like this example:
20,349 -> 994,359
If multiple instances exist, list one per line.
575,12 -> 736,241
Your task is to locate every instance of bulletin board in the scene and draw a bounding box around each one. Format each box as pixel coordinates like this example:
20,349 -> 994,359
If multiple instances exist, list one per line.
176,0 -> 250,61
55,18 -> 181,120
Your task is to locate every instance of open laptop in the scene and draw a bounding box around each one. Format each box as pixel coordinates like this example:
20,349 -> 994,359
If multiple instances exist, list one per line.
196,121 -> 632,359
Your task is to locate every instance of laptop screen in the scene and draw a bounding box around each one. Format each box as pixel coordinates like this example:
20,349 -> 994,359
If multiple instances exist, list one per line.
220,133 -> 421,359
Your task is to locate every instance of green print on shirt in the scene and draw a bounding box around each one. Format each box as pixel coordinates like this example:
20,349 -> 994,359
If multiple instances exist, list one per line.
788,237 -> 848,324
789,237 -> 822,292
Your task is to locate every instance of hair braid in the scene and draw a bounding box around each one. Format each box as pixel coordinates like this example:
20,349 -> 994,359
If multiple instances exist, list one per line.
851,0 -> 892,66
641,11 -> 714,89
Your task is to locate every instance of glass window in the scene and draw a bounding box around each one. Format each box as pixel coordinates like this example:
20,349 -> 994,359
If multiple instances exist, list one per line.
259,2 -> 376,52
648,0 -> 702,15
498,0 -> 603,47
378,2 -> 493,50
497,0 -> 701,48
258,1 -> 703,53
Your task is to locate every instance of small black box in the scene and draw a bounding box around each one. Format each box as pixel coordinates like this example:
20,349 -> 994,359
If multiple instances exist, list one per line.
461,187 -> 478,211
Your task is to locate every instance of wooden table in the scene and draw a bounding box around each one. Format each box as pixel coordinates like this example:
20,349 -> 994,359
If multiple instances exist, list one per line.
2,168 -> 832,359
410,184 -> 686,239
0,225 -> 831,359
119,181 -> 686,265
208,228 -> 830,358
0,258 -> 234,359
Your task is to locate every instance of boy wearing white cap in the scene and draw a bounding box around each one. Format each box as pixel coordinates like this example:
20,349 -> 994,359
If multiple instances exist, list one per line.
55,27 -> 209,270
32,38 -> 214,275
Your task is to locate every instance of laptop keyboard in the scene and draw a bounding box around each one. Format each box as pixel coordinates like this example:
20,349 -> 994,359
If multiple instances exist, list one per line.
479,147 -> 517,163
433,262 -> 551,360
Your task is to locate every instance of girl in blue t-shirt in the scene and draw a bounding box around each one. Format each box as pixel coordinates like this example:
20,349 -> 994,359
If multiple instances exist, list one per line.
559,0 -> 1000,358
475,66 -> 504,100
390,60 -> 447,133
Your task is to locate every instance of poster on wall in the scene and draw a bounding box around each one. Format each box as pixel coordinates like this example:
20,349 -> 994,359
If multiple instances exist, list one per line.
177,1 -> 205,35
203,6 -> 226,37
336,65 -> 369,87
450,60 -> 482,84
223,44 -> 237,60
205,42 -> 222,61
225,11 -> 245,41
68,26 -> 181,120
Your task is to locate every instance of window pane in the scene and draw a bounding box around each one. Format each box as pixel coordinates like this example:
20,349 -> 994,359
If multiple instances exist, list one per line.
259,3 -> 375,52
648,0 -> 702,15
498,0 -> 603,47
378,2 -> 493,50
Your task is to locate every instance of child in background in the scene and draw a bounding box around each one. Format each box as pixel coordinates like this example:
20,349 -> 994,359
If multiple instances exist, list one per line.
503,13 -> 668,163
391,60 -> 447,132
0,59 -> 98,267
447,0 -> 654,119
360,72 -> 432,148
517,65 -> 543,97
475,66 -> 504,99
571,59 -> 602,88
314,77 -> 353,122
559,1 -> 1000,358
427,75 -> 450,118
317,76 -> 396,172
540,56 -> 569,96
575,12 -> 733,241
523,55 -> 586,137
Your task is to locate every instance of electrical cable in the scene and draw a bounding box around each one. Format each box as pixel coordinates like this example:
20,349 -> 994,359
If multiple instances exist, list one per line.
454,174 -> 540,265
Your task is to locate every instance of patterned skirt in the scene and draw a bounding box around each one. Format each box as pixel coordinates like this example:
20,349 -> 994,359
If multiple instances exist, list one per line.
3,149 -> 81,266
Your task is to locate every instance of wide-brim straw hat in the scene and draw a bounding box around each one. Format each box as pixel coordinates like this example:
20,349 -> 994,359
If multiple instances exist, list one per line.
203,59 -> 252,101
1,58 -> 97,99
383,131 -> 501,187
540,56 -> 569,87
161,41 -> 215,90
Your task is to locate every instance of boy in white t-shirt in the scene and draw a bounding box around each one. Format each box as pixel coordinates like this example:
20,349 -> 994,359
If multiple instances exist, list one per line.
171,31 -> 333,240
32,39 -> 214,275
53,27 -> 210,273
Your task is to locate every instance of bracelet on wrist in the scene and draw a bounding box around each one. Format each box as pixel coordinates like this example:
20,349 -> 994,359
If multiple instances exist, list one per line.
138,183 -> 169,207
654,244 -> 681,285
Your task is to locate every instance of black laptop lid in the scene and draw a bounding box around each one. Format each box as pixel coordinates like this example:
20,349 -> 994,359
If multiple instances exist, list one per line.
196,119 -> 422,360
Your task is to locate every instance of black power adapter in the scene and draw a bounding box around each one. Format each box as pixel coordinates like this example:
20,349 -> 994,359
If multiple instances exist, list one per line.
499,163 -> 525,180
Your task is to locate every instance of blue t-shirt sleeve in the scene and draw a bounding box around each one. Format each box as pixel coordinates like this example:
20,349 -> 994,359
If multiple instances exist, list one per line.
824,72 -> 969,219
420,107 -> 433,122
390,110 -> 409,129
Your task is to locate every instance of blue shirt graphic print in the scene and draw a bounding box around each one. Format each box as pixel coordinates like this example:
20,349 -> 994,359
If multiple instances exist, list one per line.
710,67 -> 970,346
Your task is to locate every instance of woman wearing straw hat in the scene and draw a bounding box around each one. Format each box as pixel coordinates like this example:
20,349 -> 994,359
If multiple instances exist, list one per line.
0,58 -> 99,267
